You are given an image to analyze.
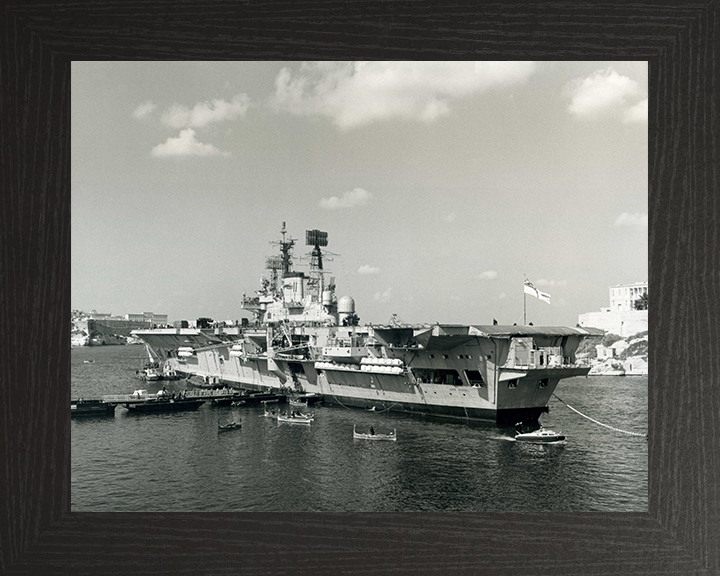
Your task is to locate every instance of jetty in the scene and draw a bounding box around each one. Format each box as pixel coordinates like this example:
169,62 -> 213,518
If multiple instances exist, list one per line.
101,388 -> 287,405
72,388 -> 294,417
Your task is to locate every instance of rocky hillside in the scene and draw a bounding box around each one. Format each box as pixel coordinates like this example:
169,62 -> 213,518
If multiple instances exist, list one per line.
576,330 -> 648,375
617,331 -> 648,360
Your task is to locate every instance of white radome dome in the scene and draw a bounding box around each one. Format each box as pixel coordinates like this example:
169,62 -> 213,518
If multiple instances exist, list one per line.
338,296 -> 355,314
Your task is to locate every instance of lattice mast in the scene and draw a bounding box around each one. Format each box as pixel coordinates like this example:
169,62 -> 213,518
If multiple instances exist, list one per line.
267,222 -> 296,294
306,229 -> 328,301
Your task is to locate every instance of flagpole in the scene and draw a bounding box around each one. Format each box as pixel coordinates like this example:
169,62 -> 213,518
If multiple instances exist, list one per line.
523,275 -> 526,325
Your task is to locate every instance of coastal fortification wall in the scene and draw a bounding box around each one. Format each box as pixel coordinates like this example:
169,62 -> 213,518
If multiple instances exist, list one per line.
577,309 -> 648,337
87,319 -> 151,338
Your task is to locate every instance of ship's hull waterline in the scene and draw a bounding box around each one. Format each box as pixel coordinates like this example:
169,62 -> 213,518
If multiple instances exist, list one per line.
133,324 -> 593,426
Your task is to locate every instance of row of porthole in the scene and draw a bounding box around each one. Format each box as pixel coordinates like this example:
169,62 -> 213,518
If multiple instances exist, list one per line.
506,378 -> 549,389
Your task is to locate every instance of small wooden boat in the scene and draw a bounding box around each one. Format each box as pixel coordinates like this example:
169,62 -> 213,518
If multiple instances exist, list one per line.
218,418 -> 241,431
353,425 -> 396,441
277,411 -> 313,424
514,428 -> 565,443
289,398 -> 308,408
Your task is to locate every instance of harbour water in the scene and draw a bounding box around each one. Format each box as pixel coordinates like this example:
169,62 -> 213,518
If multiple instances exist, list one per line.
72,345 -> 648,512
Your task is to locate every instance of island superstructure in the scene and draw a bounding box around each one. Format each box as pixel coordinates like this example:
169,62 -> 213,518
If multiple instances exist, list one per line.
133,223 -> 596,426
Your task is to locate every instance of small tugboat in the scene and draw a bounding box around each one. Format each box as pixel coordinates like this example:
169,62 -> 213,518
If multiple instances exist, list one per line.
353,424 -> 396,441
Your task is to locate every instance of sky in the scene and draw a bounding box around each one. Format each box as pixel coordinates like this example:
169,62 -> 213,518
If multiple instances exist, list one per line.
71,61 -> 648,327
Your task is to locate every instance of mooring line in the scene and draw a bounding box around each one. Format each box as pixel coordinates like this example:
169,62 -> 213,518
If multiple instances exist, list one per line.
374,402 -> 400,413
552,393 -> 647,438
329,393 -> 354,410
329,392 -> 399,414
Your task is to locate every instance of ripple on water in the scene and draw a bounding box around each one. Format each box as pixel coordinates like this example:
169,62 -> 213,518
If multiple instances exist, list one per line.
72,347 -> 647,512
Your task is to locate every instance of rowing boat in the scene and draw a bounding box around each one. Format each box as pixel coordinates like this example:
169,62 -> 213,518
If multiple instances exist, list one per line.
277,412 -> 313,424
353,424 -> 396,441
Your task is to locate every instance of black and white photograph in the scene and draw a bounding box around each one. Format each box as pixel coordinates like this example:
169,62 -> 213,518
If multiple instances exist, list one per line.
70,61 -> 648,513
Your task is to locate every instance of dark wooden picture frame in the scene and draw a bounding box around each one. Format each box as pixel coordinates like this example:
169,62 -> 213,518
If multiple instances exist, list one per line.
1,2 -> 716,574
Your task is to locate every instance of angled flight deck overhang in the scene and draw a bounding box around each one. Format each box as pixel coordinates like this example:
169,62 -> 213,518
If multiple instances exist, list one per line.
412,324 -> 603,349
468,325 -> 604,339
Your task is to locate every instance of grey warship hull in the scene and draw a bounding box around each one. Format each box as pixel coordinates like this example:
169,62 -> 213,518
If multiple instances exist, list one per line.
134,224 -> 595,426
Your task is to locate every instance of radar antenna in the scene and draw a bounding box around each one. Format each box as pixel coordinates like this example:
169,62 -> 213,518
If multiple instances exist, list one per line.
264,255 -> 283,294
306,229 -> 329,301
305,229 -> 328,270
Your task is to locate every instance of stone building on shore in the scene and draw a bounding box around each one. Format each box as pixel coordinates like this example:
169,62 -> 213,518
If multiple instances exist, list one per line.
577,282 -> 648,338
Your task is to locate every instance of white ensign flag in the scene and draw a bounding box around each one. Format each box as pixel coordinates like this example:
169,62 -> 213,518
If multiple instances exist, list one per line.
524,279 -> 551,304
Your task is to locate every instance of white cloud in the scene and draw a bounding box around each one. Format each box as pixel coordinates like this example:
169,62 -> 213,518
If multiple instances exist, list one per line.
161,94 -> 250,129
536,279 -> 567,287
151,128 -> 230,158
373,288 -> 392,303
445,212 -> 457,223
133,101 -> 157,119
623,98 -> 648,124
358,265 -> 380,275
273,61 -> 536,129
566,68 -> 645,121
476,270 -> 498,280
495,293 -> 507,300
320,187 -> 373,209
615,212 -> 648,228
